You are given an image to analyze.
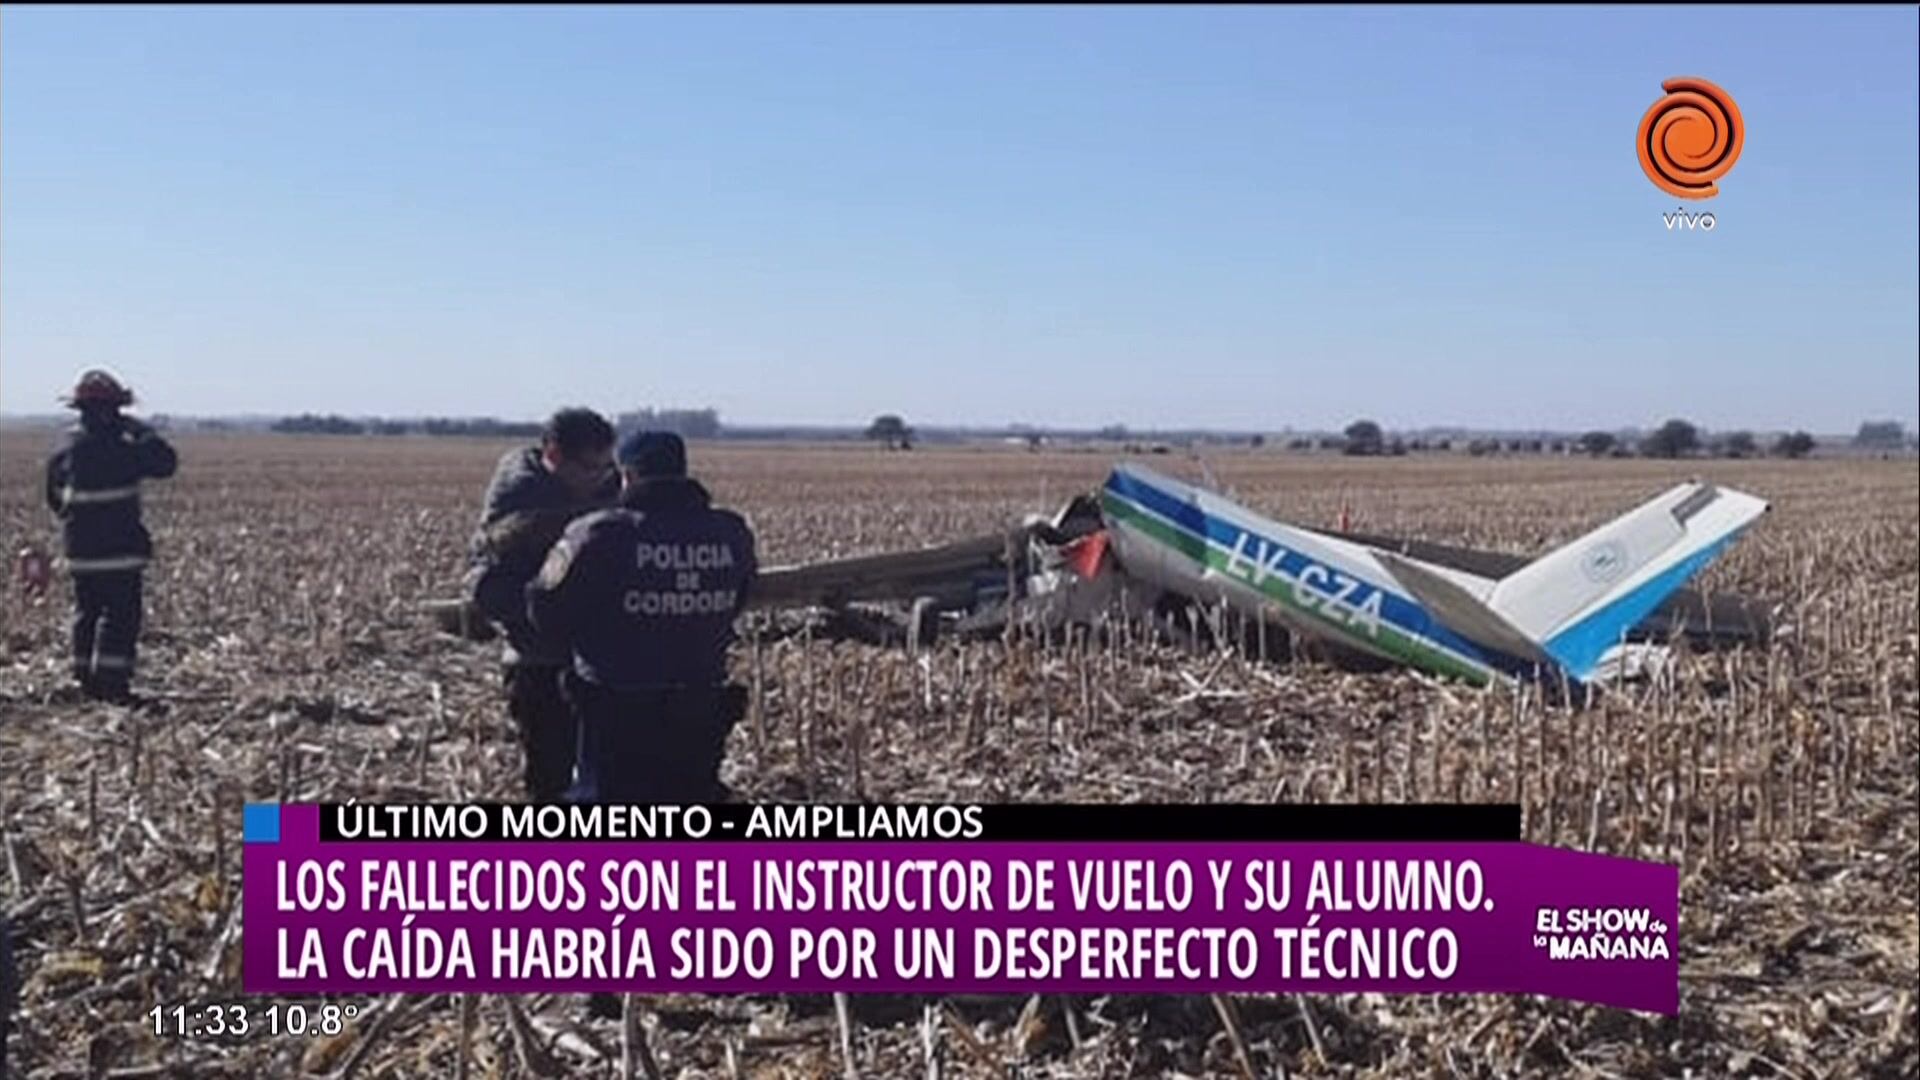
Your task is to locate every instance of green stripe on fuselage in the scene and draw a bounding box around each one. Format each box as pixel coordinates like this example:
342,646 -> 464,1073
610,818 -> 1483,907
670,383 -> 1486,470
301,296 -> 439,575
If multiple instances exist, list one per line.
1098,489 -> 1496,686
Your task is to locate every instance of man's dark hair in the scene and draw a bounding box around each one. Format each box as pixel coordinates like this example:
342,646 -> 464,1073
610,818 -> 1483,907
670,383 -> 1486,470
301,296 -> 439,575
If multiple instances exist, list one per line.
543,408 -> 615,459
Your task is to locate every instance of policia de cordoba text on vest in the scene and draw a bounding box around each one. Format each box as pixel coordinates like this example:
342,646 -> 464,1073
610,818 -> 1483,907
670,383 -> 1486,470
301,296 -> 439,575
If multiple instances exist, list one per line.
624,541 -> 740,616
636,541 -> 738,572
526,429 -> 759,809
624,586 -> 741,617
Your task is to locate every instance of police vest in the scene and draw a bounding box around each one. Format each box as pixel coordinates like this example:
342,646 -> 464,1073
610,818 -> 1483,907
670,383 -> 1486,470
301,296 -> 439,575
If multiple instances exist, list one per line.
564,504 -> 756,690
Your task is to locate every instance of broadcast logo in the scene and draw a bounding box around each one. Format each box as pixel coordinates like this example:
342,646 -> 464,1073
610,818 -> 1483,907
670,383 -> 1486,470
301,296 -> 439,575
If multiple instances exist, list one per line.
1639,76 -> 1743,232
1533,907 -> 1672,962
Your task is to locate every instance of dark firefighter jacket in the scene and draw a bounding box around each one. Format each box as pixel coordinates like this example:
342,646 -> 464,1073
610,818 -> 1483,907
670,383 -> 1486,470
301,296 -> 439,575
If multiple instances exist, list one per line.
526,477 -> 757,691
43,416 -> 179,572
467,446 -> 620,666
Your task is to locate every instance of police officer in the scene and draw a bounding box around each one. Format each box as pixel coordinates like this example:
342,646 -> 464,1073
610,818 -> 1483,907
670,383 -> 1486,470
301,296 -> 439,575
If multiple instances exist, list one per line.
467,407 -> 621,801
527,431 -> 757,804
43,370 -> 179,703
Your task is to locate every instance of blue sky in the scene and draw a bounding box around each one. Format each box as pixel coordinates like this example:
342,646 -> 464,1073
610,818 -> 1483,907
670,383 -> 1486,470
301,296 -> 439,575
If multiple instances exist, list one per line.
3,5 -> 1915,432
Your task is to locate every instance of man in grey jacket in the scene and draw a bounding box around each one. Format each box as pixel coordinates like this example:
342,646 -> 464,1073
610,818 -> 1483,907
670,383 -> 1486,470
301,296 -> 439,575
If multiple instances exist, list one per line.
467,408 -> 619,800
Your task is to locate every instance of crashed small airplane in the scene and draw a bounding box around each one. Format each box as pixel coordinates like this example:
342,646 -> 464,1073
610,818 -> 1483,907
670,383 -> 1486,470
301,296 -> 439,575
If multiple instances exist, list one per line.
430,461 -> 1773,690
742,462 -> 1772,689
1092,463 -> 1769,688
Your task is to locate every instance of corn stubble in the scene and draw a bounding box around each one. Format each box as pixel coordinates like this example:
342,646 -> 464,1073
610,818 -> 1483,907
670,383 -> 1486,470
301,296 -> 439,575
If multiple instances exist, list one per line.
0,436 -> 1913,1079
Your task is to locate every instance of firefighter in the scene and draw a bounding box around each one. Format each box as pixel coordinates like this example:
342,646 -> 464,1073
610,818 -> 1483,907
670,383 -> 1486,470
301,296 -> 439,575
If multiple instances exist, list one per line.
467,408 -> 621,802
527,431 -> 757,805
43,370 -> 178,704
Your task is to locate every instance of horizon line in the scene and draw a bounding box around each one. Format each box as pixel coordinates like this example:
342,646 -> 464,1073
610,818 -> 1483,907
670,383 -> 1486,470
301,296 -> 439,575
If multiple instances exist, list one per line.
1,411 -> 1910,442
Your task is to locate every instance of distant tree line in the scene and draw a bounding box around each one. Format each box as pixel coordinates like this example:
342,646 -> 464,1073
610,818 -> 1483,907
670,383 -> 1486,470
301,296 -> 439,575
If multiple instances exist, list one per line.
246,409 -> 1913,458
267,407 -> 726,440
1276,417 -> 1895,461
271,414 -> 371,436
418,418 -> 546,438
270,414 -> 550,437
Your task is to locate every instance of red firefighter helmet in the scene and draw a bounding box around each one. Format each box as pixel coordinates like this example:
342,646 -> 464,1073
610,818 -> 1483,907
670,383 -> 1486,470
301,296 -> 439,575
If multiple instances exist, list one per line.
63,369 -> 135,409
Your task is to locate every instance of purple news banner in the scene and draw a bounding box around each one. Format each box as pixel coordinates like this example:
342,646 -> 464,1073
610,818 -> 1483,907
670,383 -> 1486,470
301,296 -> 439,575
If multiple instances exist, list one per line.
242,805 -> 1678,1014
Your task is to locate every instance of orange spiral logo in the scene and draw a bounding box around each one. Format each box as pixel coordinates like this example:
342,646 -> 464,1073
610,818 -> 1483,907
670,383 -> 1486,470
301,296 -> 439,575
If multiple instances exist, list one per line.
1637,77 -> 1744,200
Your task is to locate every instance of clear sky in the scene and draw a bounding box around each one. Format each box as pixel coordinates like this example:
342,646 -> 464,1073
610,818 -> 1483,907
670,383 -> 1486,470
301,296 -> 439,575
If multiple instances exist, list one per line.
3,5 -> 1915,432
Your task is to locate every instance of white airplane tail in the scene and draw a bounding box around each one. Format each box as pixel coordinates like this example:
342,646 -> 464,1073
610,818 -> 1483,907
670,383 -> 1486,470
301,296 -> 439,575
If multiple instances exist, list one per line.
1378,480 -> 1769,682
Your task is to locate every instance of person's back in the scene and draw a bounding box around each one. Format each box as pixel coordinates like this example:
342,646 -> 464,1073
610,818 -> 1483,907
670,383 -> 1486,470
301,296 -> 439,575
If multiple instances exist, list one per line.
42,371 -> 178,702
45,405 -> 177,573
528,433 -> 757,804
539,476 -> 755,690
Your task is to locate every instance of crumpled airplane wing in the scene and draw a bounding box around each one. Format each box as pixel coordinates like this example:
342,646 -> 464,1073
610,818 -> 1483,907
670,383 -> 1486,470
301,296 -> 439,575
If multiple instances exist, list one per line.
1372,550 -> 1552,666
747,528 -> 1031,612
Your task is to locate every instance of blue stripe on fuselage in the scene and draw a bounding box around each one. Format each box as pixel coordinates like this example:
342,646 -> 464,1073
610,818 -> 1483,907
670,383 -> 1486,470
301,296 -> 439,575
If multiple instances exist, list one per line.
1103,469 -> 1548,682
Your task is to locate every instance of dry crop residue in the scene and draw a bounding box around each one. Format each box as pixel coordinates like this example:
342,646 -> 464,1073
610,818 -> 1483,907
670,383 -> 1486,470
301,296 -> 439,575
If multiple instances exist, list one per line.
2,434 -> 1915,1079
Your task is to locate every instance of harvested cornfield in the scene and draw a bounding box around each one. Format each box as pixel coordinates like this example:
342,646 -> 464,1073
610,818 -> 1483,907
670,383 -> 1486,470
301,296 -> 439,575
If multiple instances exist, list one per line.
1,432 -> 1914,1079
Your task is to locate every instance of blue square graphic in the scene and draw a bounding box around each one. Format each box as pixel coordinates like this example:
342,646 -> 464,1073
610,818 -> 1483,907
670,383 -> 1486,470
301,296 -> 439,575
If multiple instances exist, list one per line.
243,803 -> 282,844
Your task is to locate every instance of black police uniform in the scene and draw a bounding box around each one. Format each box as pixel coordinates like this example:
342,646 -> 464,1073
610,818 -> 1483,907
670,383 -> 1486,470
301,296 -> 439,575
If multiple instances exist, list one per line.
467,446 -> 619,801
527,474 -> 757,804
43,413 -> 178,700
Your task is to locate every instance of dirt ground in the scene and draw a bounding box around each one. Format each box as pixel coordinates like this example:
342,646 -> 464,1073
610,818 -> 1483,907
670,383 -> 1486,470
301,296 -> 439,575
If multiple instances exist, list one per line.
2,432 -> 1915,1079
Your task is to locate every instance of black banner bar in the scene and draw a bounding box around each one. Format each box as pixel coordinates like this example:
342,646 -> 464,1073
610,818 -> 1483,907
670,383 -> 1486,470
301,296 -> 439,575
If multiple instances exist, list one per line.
317,803 -> 1521,843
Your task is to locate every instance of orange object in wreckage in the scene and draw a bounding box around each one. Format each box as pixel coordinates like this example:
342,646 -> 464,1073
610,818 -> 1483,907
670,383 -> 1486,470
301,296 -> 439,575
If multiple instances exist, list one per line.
1061,531 -> 1110,579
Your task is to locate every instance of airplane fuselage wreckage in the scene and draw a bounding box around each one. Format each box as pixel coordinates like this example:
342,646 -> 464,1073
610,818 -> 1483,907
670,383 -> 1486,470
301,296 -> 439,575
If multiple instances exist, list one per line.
432,462 -> 1775,691
1095,463 -> 1769,688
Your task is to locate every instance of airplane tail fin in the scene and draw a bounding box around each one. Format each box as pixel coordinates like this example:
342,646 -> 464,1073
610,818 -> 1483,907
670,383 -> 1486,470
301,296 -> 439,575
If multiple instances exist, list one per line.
1489,480 -> 1769,680
1374,480 -> 1769,683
